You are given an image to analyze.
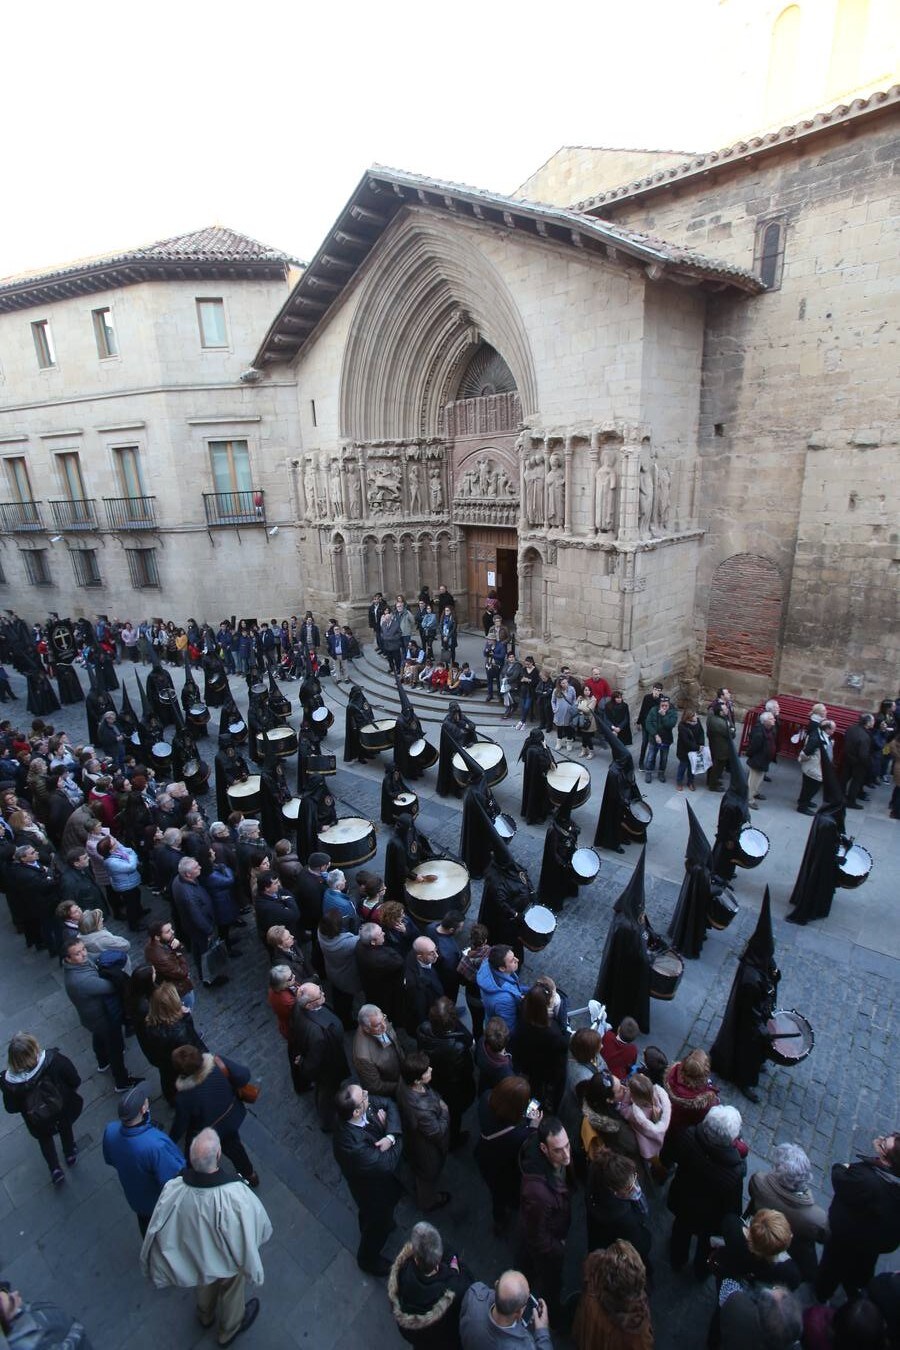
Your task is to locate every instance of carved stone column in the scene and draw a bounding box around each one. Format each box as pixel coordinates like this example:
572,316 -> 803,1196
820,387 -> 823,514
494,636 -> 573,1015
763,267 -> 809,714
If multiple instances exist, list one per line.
347,541 -> 366,601
564,432 -> 574,535
375,542 -> 386,595
618,429 -> 644,544
589,430 -> 600,534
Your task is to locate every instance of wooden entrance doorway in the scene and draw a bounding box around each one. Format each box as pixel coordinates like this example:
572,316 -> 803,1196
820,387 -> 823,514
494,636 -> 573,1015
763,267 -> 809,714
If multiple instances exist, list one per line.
465,527 -> 519,629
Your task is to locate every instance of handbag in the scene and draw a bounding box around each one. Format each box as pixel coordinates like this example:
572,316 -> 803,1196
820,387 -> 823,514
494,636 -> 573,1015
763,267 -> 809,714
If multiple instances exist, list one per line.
214,1055 -> 261,1104
689,746 -> 713,775
200,937 -> 230,986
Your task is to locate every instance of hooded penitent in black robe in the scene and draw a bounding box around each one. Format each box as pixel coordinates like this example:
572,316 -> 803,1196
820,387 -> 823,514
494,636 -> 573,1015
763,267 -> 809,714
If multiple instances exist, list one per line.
247,688 -> 274,764
85,664 -> 114,744
260,752 -> 293,845
146,648 -> 176,727
538,783 -> 581,912
170,701 -> 209,792
116,681 -> 139,742
380,760 -> 416,827
385,812 -> 436,902
393,680 -> 435,779
267,669 -> 292,722
297,728 -> 329,794
218,695 -> 247,746
436,702 -> 477,797
786,753 -> 846,926
180,655 -> 208,738
710,739 -> 751,883
458,747 -> 503,880
52,628 -> 84,705
95,648 -> 119,693
478,840 -> 535,957
710,887 -> 780,1092
519,729 -> 554,825
297,775 -> 337,863
26,662 -> 61,716
215,741 -> 250,821
592,714 -> 643,854
667,802 -> 718,959
202,655 -> 229,708
343,685 -> 377,764
594,847 -> 652,1033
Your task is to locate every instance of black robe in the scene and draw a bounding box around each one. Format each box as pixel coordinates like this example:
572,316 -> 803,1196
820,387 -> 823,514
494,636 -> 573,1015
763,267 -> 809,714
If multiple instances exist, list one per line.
343,689 -> 377,764
214,748 -> 250,822
384,815 -> 435,903
260,761 -> 293,845
146,667 -> 176,727
436,709 -> 476,797
297,729 -> 331,794
86,688 -> 114,745
297,776 -> 337,863
593,762 -> 641,852
594,849 -> 652,1033
538,816 -> 579,912
785,803 -> 844,925
710,786 -> 750,882
202,657 -> 229,707
478,854 -> 535,957
519,735 -> 554,824
218,697 -> 247,745
394,712 -> 427,779
710,888 -> 780,1091
668,802 -> 715,959
247,694 -> 274,764
55,664 -> 84,706
459,776 -> 501,880
27,671 -> 61,716
380,763 -> 415,826
96,651 -> 119,692
604,699 -> 633,745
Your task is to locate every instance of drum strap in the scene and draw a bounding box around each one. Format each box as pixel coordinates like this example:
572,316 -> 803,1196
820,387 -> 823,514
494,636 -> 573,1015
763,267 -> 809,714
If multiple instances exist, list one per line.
480,1123 -> 519,1142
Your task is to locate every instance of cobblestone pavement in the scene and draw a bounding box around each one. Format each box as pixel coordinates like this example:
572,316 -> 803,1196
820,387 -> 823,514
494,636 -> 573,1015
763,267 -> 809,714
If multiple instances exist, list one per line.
0,657 -> 897,1348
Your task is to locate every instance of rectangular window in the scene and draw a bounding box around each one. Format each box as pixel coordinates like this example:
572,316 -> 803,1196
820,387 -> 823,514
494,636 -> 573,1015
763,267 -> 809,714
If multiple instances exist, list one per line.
57,451 -> 86,501
23,549 -> 52,586
209,439 -> 252,494
125,547 -> 160,589
5,456 -> 34,503
92,306 -> 118,358
196,298 -> 228,348
32,320 -> 56,369
754,218 -> 786,291
114,445 -> 145,498
71,549 -> 102,588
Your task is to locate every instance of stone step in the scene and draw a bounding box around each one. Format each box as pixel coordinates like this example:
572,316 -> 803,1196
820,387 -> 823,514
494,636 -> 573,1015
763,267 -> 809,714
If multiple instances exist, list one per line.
322,644 -> 513,727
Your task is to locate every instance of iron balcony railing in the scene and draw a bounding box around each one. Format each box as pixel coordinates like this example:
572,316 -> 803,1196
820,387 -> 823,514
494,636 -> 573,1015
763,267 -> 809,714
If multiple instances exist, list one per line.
0,500 -> 44,532
103,495 -> 158,530
48,498 -> 99,531
202,488 -> 266,527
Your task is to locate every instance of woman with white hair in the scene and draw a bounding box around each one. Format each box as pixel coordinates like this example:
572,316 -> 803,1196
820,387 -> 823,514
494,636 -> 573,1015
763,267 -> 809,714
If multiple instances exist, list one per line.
78,907 -> 132,973
796,702 -> 830,815
667,1103 -> 747,1278
748,1142 -> 829,1281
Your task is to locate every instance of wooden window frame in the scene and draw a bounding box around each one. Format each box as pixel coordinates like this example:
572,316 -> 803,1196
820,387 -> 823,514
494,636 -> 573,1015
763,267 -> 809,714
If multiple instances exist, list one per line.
196,297 -> 229,349
22,549 -> 52,587
31,319 -> 56,369
71,548 -> 102,588
92,306 -> 118,359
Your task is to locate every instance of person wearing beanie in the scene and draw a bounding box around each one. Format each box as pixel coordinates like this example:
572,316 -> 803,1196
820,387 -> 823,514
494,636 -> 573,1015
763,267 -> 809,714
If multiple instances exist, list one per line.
102,1086 -> 186,1235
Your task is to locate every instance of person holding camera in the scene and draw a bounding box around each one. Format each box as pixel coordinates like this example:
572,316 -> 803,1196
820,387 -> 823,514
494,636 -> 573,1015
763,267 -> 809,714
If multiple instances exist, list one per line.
460,1270 -> 552,1347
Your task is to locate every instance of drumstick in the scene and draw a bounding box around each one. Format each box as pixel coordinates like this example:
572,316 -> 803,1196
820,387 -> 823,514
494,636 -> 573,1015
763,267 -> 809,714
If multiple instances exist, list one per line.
764,1031 -> 805,1039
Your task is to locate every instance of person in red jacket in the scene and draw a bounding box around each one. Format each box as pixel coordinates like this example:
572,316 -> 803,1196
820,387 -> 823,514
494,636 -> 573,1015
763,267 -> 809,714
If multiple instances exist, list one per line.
601,1017 -> 640,1080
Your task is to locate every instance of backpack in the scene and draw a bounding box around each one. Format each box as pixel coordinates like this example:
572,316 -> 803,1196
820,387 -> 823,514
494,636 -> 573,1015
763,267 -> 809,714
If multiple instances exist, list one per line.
23,1060 -> 64,1128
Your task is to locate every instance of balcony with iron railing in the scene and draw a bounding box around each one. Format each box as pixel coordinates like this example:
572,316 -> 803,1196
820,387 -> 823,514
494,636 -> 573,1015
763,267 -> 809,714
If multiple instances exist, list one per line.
0,500 -> 45,532
202,488 -> 267,527
103,495 -> 158,530
48,498 -> 99,531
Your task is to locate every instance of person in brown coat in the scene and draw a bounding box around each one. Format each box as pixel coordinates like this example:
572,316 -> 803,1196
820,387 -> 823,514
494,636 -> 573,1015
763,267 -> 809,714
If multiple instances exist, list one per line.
352,1004 -> 404,1097
144,920 -> 194,1005
396,1051 -> 450,1212
573,1240 -> 653,1350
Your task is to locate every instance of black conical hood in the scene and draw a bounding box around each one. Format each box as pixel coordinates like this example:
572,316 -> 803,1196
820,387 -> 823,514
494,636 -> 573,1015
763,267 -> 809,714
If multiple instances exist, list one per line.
85,654 -> 99,692
555,777 -> 581,826
395,677 -> 416,724
744,885 -> 775,966
455,741 -> 486,783
613,846 -> 646,921
118,682 -> 138,733
685,801 -> 712,869
518,727 -> 545,763
726,735 -> 749,802
182,651 -> 201,702
820,746 -> 844,809
595,711 -> 634,769
170,694 -> 186,731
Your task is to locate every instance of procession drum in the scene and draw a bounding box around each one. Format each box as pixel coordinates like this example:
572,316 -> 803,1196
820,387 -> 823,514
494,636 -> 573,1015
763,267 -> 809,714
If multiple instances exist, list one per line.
707,885 -> 740,931
311,704 -> 335,732
182,758 -> 210,794
187,703 -> 210,733
545,762 -> 591,809
735,825 -> 770,870
208,670 -> 228,695
249,681 -> 267,698
391,790 -> 419,823
226,718 -> 248,745
451,740 -> 508,788
307,751 -> 337,776
835,841 -> 872,890
257,725 -> 298,760
404,858 -> 471,925
650,949 -> 684,1000
492,811 -> 517,841
767,1009 -> 815,1067
621,798 -> 653,840
227,775 -> 262,814
151,741 -> 173,773
409,736 -> 439,770
571,847 -> 601,885
520,904 -> 557,953
282,797 -> 303,829
317,816 -> 377,867
359,719 -> 397,754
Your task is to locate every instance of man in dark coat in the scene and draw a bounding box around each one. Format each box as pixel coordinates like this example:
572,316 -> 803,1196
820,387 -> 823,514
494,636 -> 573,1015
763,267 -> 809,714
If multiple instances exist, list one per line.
592,714 -> 645,854
636,683 -> 662,770
710,738 -> 751,883
171,856 -> 217,979
518,1117 -> 575,1325
518,728 -> 554,825
356,922 -> 405,1024
478,840 -> 534,957
786,751 -> 846,926
842,712 -> 874,808
403,937 -> 445,1035
667,1103 -> 747,1277
6,844 -> 60,950
255,874 -> 301,943
333,1082 -> 404,1276
815,1131 -> 900,1301
538,783 -> 581,913
667,801 -> 728,959
594,847 -> 652,1033
343,685 -> 379,765
435,703 -> 476,798
288,982 -> 349,1125
710,888 -> 780,1101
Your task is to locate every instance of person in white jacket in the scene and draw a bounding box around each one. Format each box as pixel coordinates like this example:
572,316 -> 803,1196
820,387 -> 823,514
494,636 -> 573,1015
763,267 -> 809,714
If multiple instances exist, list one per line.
141,1127 -> 272,1346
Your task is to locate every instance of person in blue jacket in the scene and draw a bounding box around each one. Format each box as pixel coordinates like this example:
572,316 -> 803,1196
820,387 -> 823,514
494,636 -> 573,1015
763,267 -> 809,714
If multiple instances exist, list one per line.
475,945 -> 529,1033
103,1083 -> 186,1235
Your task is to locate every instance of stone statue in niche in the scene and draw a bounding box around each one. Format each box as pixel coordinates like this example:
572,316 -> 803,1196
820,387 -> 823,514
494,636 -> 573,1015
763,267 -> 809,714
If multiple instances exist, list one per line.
303,463 -> 318,519
595,447 -> 618,534
429,465 -> 443,513
407,462 -> 422,514
329,460 -> 343,516
344,461 -> 362,518
652,454 -> 671,533
495,465 -> 514,497
367,462 -> 402,513
524,453 -> 545,525
545,452 -> 565,528
638,454 -> 654,538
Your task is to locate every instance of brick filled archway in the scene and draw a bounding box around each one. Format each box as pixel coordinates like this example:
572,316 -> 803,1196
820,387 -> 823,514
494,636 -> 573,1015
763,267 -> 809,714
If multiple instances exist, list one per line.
704,553 -> 784,677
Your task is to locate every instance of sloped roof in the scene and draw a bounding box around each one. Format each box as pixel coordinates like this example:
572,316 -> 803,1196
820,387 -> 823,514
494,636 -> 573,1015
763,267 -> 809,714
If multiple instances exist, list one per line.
572,85 -> 900,213
0,226 -> 302,314
252,165 -> 763,368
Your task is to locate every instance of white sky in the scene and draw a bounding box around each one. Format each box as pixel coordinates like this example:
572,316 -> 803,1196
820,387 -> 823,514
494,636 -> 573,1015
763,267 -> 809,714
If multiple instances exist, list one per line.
3,0 -> 743,278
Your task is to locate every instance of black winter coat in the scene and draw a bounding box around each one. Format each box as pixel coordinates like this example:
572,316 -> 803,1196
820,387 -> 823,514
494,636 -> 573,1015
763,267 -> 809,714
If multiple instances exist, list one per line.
1,1049 -> 83,1139
667,1124 -> 746,1235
